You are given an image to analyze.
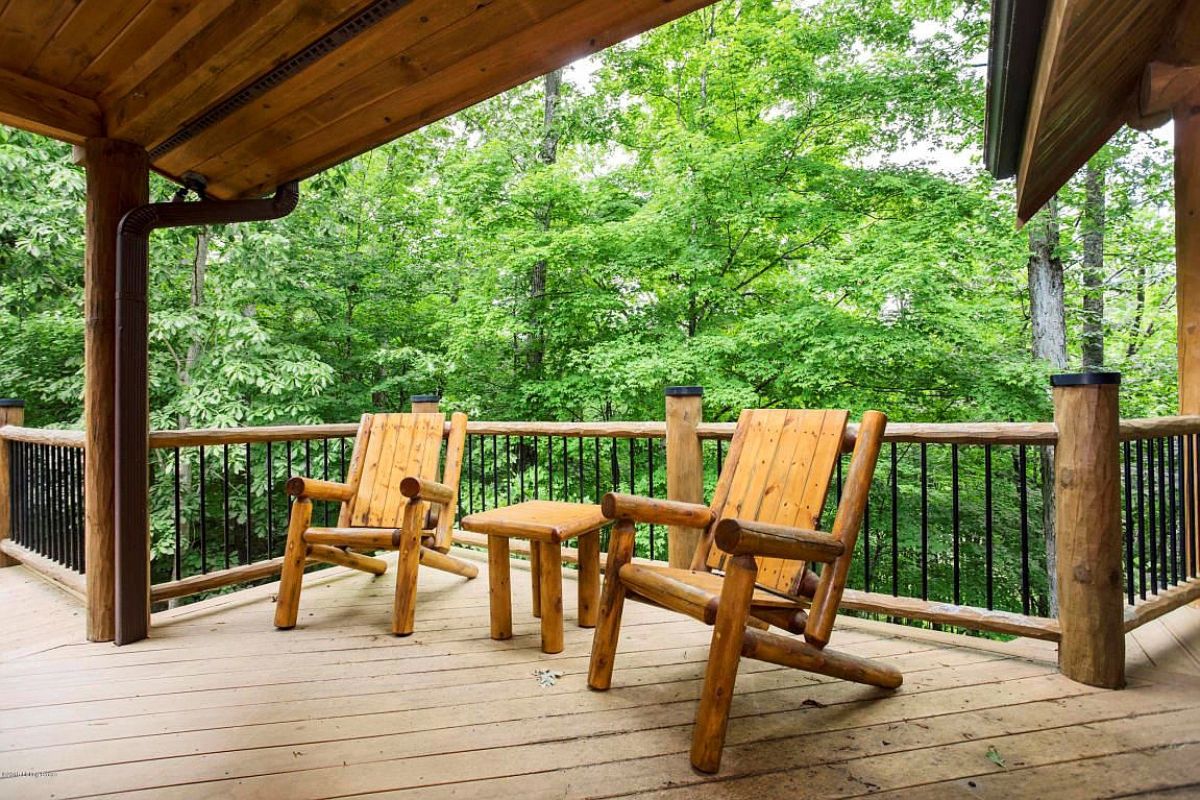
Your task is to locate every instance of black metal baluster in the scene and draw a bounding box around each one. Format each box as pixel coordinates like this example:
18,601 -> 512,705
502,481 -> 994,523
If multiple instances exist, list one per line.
594,437 -> 600,503
322,438 -> 330,526
863,490 -> 871,592
222,444 -> 231,569
245,442 -> 253,565
533,436 -> 539,499
648,437 -> 656,559
1136,439 -> 1147,599
519,436 -> 527,501
173,447 -> 182,581
920,443 -> 928,601
1019,444 -> 1031,615
548,435 -> 555,501
266,442 -> 274,556
506,436 -> 513,506
1124,441 -> 1135,606
1148,438 -> 1159,595
578,438 -> 585,503
1168,436 -> 1178,587
891,442 -> 899,597
985,445 -> 994,610
492,435 -> 499,510
304,439 -> 312,481
74,449 -> 84,571
716,439 -> 724,476
562,436 -> 568,503
952,444 -> 960,605
199,445 -> 207,574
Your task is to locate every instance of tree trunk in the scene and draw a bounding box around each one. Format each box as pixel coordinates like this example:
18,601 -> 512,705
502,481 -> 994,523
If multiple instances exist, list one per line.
1028,197 -> 1066,616
1082,163 -> 1106,370
527,69 -> 562,376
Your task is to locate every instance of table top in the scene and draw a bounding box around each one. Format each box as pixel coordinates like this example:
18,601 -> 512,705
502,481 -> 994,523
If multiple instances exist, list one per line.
460,500 -> 612,543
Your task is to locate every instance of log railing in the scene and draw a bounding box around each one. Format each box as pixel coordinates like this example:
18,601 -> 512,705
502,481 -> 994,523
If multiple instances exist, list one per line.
1,383 -> 1198,688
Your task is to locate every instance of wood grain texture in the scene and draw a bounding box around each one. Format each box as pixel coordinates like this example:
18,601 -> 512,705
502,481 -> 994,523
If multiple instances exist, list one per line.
2,558 -> 1199,797
0,403 -> 23,567
1054,380 -> 1125,688
666,392 -> 705,567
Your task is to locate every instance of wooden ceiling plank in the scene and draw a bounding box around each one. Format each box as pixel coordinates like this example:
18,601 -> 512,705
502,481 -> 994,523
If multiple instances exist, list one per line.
82,0 -> 235,106
185,0 -> 578,187
107,0 -> 375,146
0,67 -> 103,144
215,0 -> 720,198
1014,0 -> 1072,224
156,0 -> 493,176
25,0 -> 151,90
0,1 -> 76,76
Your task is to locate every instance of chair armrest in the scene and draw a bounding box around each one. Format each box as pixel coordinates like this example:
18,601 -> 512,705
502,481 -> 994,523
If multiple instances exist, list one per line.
714,518 -> 844,563
601,493 -> 714,528
285,476 -> 354,502
400,476 -> 455,506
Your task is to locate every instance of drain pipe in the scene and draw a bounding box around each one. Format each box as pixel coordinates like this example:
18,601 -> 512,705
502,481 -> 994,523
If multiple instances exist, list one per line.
113,181 -> 300,645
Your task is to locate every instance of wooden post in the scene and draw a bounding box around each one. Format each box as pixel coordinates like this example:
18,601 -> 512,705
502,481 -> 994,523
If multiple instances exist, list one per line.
81,139 -> 148,643
1052,372 -> 1124,689
665,386 -> 704,568
410,394 -> 441,414
1176,94 -> 1200,585
0,400 -> 25,567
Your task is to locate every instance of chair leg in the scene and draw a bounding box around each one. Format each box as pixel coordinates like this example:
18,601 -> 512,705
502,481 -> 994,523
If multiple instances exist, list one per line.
392,503 -> 423,636
577,531 -> 600,628
274,499 -> 312,629
691,553 -> 757,774
588,519 -> 636,690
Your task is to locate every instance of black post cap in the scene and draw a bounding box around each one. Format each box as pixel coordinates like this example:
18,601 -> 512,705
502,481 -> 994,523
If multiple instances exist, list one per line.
410,394 -> 441,403
665,386 -> 704,397
1050,371 -> 1121,387
0,399 -> 25,408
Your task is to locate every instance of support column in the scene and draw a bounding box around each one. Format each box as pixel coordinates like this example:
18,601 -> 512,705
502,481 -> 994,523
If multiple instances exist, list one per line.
82,139 -> 148,643
1052,372 -> 1124,689
1177,94 -> 1200,581
665,386 -> 704,568
0,399 -> 25,567
410,394 -> 442,414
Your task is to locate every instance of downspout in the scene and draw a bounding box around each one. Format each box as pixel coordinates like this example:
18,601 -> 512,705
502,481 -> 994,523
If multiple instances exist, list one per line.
113,181 -> 300,645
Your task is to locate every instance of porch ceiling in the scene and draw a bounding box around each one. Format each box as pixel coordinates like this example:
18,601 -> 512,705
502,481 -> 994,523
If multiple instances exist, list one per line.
0,0 -> 716,199
985,0 -> 1197,224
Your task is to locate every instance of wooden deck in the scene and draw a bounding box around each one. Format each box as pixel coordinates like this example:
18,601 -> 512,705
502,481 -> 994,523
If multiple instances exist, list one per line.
1,554 -> 1199,799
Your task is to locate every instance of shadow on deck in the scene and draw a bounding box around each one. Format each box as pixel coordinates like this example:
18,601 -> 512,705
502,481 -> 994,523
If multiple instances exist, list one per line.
1,552 -> 1198,799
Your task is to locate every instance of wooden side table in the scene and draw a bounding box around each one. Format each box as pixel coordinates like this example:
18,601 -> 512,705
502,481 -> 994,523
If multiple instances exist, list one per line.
460,500 -> 611,654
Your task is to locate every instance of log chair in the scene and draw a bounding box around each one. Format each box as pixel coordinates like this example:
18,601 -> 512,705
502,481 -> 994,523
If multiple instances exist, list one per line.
274,411 -> 475,635
587,408 -> 897,773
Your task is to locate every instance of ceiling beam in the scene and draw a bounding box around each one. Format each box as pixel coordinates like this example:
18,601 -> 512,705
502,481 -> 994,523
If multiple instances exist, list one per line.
1139,61 -> 1200,119
0,68 -> 103,144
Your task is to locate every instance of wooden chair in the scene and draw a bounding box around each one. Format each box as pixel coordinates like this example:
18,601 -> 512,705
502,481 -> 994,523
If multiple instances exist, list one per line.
587,408 -> 898,773
274,411 -> 476,636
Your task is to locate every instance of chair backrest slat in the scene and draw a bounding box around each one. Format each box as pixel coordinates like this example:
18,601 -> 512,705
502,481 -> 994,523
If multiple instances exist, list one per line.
345,413 -> 446,528
702,409 -> 848,596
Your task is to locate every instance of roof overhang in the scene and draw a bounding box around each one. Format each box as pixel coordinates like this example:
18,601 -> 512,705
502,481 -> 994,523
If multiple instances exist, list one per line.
984,0 -> 1195,224
0,0 -> 719,199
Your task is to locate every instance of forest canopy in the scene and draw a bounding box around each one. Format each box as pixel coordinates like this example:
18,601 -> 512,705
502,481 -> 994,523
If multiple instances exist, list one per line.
0,0 -> 1179,431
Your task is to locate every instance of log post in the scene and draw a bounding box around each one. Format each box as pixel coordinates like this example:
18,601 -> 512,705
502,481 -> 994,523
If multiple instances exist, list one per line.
0,399 -> 25,567
1052,372 -> 1124,689
665,386 -> 704,568
410,394 -> 441,414
81,139 -> 149,643
1176,93 -> 1200,582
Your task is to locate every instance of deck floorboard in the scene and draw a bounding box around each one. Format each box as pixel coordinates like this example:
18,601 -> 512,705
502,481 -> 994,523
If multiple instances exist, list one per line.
0,555 -> 1197,799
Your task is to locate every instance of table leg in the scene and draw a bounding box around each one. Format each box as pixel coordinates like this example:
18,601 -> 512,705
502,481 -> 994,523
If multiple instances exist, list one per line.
530,540 -> 542,618
577,532 -> 600,628
487,535 -> 512,640
539,540 -> 564,654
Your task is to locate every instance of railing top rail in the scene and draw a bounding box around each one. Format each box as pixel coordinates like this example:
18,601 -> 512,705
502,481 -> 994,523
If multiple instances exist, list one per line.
1118,415 -> 1200,441
699,421 -> 1058,446
0,425 -> 85,448
15,416 -> 1199,451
